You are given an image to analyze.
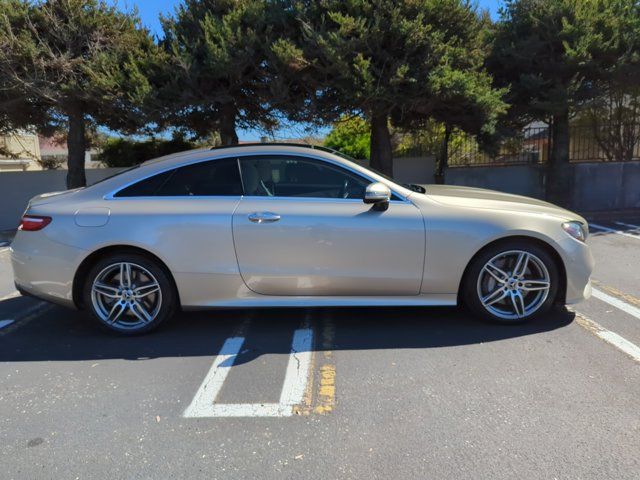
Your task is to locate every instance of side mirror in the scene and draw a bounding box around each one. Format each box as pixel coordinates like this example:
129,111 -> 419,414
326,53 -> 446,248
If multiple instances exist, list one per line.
364,182 -> 391,210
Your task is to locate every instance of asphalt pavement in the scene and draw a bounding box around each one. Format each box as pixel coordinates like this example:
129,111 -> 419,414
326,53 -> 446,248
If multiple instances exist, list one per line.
1,217 -> 640,479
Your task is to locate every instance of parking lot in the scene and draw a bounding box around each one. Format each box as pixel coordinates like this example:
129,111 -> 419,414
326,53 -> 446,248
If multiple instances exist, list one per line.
1,218 -> 640,479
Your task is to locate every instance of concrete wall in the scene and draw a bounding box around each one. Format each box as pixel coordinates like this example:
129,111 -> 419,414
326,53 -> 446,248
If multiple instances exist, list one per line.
572,161 -> 640,211
445,164 -> 545,199
393,156 -> 436,185
445,160 -> 640,212
0,169 -> 123,231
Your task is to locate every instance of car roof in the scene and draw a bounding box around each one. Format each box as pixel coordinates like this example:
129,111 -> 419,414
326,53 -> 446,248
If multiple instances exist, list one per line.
140,143 -> 349,169
86,143 -> 414,199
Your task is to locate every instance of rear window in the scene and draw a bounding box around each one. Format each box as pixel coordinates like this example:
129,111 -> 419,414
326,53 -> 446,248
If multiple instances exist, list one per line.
114,158 -> 242,197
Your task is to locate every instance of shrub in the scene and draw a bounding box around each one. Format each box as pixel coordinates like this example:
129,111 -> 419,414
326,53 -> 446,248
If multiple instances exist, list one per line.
98,137 -> 195,167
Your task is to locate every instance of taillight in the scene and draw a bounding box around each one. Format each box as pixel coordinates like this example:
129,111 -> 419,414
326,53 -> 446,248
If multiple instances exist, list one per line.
19,215 -> 52,231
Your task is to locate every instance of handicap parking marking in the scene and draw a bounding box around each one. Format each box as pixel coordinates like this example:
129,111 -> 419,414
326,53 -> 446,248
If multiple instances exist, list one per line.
183,314 -> 318,418
589,222 -> 640,240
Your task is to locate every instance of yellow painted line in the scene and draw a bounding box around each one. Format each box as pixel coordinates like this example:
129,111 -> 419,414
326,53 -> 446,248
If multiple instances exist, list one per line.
313,314 -> 336,415
591,279 -> 640,310
573,310 -> 640,363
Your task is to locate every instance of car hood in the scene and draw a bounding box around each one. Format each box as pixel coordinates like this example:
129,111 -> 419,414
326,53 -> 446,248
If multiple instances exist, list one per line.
423,184 -> 583,221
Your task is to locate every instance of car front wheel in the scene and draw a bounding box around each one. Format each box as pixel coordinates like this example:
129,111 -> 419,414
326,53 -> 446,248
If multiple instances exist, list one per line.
83,253 -> 176,334
463,241 -> 559,323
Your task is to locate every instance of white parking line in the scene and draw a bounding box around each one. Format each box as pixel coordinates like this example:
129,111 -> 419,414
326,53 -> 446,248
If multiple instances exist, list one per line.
614,220 -> 640,231
589,223 -> 640,240
0,319 -> 15,329
183,337 -> 245,418
592,288 -> 640,320
184,327 -> 314,418
279,328 -> 314,406
574,312 -> 640,363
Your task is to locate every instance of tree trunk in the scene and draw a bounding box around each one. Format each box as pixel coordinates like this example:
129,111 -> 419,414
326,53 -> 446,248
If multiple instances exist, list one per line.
66,111 -> 87,189
546,109 -> 572,207
434,124 -> 451,184
369,112 -> 393,177
219,103 -> 239,145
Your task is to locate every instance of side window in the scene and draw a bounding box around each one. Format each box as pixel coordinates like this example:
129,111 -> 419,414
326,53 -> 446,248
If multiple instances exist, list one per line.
114,158 -> 242,197
239,156 -> 370,199
114,170 -> 173,197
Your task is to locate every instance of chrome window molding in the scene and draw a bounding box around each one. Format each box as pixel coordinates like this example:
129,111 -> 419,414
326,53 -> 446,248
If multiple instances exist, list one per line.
104,151 -> 412,203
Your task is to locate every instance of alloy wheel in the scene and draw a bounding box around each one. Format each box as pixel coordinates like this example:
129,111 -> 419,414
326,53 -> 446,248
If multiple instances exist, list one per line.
476,250 -> 551,320
90,262 -> 162,330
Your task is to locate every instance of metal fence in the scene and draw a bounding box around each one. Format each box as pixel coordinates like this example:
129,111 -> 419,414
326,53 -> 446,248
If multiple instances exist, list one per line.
447,123 -> 640,168
448,126 -> 550,168
569,123 -> 640,163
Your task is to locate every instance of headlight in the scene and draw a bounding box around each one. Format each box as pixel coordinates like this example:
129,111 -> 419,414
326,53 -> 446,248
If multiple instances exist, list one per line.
562,221 -> 587,242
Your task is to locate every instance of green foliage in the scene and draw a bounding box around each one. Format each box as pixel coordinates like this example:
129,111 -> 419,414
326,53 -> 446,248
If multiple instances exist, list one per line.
487,0 -> 640,203
488,0 -> 640,124
395,122 -> 466,158
324,116 -> 371,160
0,0 -> 158,186
97,136 -> 196,168
156,0 -> 288,144
271,0 -> 506,174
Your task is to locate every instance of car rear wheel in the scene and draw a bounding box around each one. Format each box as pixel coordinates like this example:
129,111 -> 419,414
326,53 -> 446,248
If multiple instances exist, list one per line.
463,241 -> 559,323
83,253 -> 176,334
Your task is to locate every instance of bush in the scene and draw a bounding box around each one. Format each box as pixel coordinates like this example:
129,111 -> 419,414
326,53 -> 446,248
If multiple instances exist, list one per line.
97,137 -> 196,167
324,116 -> 370,160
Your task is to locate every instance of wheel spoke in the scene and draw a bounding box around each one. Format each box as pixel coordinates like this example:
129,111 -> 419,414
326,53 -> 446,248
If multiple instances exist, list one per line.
520,280 -> 550,292
107,301 -> 126,323
134,282 -> 160,299
92,261 -> 162,329
510,290 -> 526,317
482,287 -> 508,307
121,263 -> 132,288
513,252 -> 529,278
93,282 -> 119,299
130,301 -> 152,323
483,262 -> 508,284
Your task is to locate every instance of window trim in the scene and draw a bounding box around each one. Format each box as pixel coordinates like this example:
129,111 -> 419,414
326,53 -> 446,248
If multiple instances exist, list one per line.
104,152 -> 411,203
237,154 -> 401,202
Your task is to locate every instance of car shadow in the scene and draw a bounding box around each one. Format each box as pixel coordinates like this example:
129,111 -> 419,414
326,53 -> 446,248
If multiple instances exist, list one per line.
0,302 -> 575,363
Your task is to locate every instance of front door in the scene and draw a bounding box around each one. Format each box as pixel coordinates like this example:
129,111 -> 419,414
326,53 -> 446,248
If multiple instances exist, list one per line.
231,155 -> 425,296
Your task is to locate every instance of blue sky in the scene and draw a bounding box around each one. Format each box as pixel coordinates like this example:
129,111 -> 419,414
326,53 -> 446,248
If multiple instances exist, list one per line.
111,0 -> 503,141
123,0 -> 502,35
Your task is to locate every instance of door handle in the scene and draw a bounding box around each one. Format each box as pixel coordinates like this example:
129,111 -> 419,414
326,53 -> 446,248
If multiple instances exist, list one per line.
248,212 -> 281,223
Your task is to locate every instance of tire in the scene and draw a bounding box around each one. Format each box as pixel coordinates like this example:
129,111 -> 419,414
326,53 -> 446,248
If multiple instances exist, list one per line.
83,252 -> 176,335
462,240 -> 559,324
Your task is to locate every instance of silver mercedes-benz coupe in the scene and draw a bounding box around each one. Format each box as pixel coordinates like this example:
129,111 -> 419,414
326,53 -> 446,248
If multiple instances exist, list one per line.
11,144 -> 594,334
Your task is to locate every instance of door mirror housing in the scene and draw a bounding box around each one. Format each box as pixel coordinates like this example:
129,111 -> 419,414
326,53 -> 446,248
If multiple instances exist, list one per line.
364,182 -> 391,210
